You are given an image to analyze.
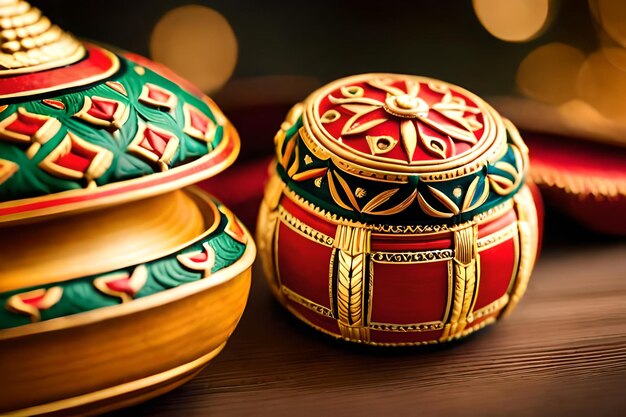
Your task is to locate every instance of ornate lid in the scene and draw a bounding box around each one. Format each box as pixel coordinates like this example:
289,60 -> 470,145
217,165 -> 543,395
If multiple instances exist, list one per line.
0,1 -> 239,224
274,73 -> 528,224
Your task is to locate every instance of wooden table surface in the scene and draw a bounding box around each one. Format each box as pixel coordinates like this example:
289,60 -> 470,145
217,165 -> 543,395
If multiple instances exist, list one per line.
110,212 -> 626,417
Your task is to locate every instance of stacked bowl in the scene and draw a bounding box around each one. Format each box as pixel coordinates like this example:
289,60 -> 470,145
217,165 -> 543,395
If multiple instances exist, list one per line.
0,1 -> 255,415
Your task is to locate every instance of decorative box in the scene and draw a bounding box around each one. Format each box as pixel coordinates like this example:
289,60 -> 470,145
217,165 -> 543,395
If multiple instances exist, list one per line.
0,1 -> 254,415
258,73 -> 541,346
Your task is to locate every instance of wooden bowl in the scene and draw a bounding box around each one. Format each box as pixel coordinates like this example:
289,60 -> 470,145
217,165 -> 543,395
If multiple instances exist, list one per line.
0,187 -> 256,415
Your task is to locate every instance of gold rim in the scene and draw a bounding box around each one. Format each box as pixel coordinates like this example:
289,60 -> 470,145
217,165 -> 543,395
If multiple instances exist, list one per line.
302,73 -> 508,182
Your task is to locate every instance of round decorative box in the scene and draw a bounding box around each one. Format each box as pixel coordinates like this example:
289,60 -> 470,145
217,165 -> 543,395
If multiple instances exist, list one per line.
258,73 -> 541,346
0,1 -> 254,415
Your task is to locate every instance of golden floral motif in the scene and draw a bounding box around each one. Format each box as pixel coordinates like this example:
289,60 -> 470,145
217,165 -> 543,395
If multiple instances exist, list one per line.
325,78 -> 483,163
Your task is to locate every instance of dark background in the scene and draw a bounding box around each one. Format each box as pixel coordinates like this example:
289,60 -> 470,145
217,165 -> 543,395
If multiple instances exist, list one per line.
32,0 -> 595,96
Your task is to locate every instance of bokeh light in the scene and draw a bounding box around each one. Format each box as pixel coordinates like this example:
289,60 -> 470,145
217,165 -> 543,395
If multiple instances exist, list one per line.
516,43 -> 585,104
473,0 -> 550,42
150,5 -> 238,94
590,0 -> 626,48
577,48 -> 626,122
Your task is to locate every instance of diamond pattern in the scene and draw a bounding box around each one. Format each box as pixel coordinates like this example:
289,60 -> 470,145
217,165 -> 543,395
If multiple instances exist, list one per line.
139,83 -> 177,111
39,132 -> 113,187
0,107 -> 61,157
128,122 -> 179,171
183,103 -> 217,143
74,96 -> 129,130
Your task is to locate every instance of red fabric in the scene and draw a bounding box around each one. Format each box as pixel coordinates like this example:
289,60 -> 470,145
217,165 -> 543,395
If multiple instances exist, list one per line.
526,133 -> 626,235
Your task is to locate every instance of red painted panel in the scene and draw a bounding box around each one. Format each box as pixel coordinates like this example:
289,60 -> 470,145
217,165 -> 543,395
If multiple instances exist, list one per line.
280,196 -> 338,238
370,260 -> 449,324
474,237 -> 517,310
277,222 -> 334,309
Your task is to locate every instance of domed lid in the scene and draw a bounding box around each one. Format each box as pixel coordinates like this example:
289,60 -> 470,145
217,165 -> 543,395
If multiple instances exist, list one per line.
0,1 -> 239,225
274,73 -> 528,224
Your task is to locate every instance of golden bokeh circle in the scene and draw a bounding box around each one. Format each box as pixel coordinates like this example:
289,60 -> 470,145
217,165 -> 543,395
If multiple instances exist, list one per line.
473,0 -> 550,42
577,49 -> 626,122
591,0 -> 626,48
516,43 -> 585,104
150,5 -> 238,93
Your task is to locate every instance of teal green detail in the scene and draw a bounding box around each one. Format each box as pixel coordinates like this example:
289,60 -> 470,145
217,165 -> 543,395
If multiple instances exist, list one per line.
0,56 -> 224,202
276,117 -> 525,226
0,202 -> 246,329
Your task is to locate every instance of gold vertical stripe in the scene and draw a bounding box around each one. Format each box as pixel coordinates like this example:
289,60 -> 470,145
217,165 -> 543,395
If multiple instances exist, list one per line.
440,223 -> 479,341
334,224 -> 371,342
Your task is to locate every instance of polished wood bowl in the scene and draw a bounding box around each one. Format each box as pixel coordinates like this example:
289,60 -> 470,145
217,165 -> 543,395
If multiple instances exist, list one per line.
0,187 -> 255,415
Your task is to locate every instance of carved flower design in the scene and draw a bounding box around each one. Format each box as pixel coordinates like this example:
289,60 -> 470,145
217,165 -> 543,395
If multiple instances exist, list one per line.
319,78 -> 484,163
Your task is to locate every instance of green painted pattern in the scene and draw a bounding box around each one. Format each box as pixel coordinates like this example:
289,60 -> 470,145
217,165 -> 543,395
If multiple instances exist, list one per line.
0,201 -> 246,329
0,55 -> 223,202
276,116 -> 525,225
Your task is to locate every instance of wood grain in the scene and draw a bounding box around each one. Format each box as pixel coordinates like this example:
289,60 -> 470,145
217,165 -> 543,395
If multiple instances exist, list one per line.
108,213 -> 626,417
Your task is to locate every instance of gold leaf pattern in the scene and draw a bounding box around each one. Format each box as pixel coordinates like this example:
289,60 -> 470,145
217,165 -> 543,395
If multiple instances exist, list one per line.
287,143 -> 300,177
368,189 -> 417,215
400,120 -> 417,162
327,170 -> 353,211
417,122 -> 448,159
427,185 -> 460,214
361,188 -> 399,213
342,117 -> 387,136
333,171 -> 360,211
292,167 -> 328,182
417,191 -> 454,218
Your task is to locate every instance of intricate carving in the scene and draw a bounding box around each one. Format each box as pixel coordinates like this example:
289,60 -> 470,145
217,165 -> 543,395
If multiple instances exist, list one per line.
322,76 -> 483,163
278,204 -> 334,247
0,1 -> 85,74
128,122 -> 179,172
371,249 -> 453,264
93,265 -> 148,303
39,132 -> 113,187
5,286 -> 63,322
139,83 -> 177,111
73,96 -> 129,130
177,242 -> 216,277
334,224 -> 371,342
440,224 -> 479,341
0,107 -> 61,157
